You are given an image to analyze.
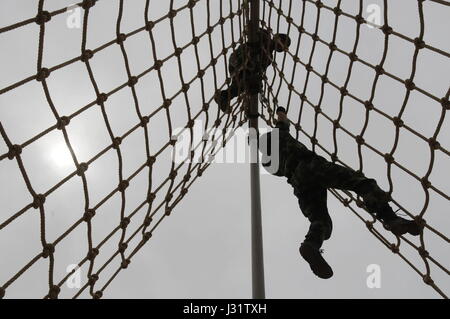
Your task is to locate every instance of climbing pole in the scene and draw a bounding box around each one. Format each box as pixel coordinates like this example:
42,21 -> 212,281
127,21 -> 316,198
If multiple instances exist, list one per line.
247,0 -> 265,299
0,0 -> 448,299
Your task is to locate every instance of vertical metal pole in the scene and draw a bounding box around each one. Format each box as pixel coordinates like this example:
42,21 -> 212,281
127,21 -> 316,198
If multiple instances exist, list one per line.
248,0 -> 265,299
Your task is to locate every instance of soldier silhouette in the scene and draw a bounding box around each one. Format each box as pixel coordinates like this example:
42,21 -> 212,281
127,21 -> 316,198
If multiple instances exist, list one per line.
259,107 -> 423,279
214,28 -> 291,113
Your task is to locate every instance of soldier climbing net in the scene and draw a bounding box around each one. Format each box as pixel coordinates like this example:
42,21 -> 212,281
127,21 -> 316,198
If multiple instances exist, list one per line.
0,0 -> 448,299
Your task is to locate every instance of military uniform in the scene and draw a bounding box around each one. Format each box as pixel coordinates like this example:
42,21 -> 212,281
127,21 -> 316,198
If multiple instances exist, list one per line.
215,29 -> 288,111
228,28 -> 274,94
260,118 -> 411,250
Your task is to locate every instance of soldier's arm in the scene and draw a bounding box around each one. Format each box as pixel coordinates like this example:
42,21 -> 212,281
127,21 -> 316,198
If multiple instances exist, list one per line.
275,107 -> 290,131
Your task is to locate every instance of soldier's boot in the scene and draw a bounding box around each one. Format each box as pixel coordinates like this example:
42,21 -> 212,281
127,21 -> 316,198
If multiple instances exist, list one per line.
214,89 -> 232,114
299,223 -> 333,279
356,180 -> 423,237
384,216 -> 423,236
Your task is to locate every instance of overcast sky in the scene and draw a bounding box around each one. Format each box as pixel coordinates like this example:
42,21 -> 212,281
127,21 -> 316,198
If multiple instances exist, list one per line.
0,0 -> 449,299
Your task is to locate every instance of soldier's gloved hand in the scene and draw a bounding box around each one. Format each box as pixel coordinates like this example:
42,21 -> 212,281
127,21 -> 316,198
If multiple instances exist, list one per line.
276,106 -> 288,122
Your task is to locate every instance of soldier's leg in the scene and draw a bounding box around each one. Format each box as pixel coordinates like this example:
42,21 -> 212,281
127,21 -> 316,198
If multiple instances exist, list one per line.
296,187 -> 332,245
295,186 -> 333,279
297,155 -> 422,236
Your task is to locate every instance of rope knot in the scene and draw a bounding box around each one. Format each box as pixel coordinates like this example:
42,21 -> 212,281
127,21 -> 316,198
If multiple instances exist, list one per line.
93,291 -> 103,299
153,60 -> 163,72
118,243 -> 128,253
147,192 -> 156,203
364,100 -> 374,110
147,156 -> 156,166
330,153 -> 338,162
339,87 -> 348,96
428,138 -> 440,150
390,244 -> 399,254
143,232 -> 152,242
127,76 -> 138,87
165,193 -> 173,202
116,33 -> 127,44
83,209 -> 96,222
140,116 -> 149,127
441,97 -> 449,110
48,285 -> 60,299
121,259 -> 130,269
77,162 -> 89,176
57,116 -> 70,130
88,274 -> 99,285
42,243 -> 55,258
35,11 -> 51,25
112,136 -> 122,149
87,248 -> 99,260
355,135 -> 365,145
143,216 -> 152,226
174,47 -> 183,57
7,144 -> 22,160
36,68 -> 50,81
414,37 -> 425,49
32,194 -> 46,209
404,79 -> 415,91
169,171 -> 177,180
418,246 -> 429,258
197,69 -> 205,78
118,180 -> 129,192
187,0 -> 197,9
423,275 -> 434,285
182,83 -> 190,93
381,24 -> 393,35
355,14 -> 365,25
163,99 -> 172,108
349,52 -> 358,62
420,177 -> 431,189
333,7 -> 342,16
96,93 -> 108,105
120,217 -> 130,229
393,117 -> 404,128
82,0 -> 97,10
384,153 -> 395,164
145,21 -> 155,31
81,49 -> 94,62
168,10 -> 177,19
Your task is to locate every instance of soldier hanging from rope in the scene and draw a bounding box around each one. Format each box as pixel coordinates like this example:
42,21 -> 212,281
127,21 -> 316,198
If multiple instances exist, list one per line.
214,27 -> 291,113
215,27 -> 423,279
259,107 -> 423,279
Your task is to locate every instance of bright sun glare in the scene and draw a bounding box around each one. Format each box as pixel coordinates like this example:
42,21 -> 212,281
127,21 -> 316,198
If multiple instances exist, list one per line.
48,143 -> 74,168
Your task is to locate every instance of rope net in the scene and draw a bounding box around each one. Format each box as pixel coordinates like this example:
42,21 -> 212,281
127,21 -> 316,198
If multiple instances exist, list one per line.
0,0 -> 448,298
259,0 -> 449,298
